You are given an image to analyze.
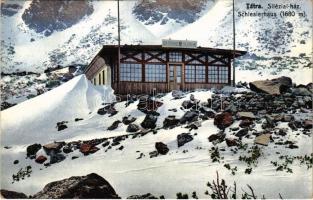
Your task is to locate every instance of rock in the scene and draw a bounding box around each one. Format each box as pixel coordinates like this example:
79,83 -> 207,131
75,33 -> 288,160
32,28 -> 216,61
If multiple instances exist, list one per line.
287,144 -> 299,149
80,143 -> 99,155
141,114 -> 157,129
249,76 -> 292,95
102,141 -> 110,148
72,156 -> 79,160
163,116 -> 180,128
264,115 -> 276,128
155,142 -> 169,155
303,120 -> 313,129
108,120 -> 121,131
35,155 -> 47,164
122,116 -> 136,125
127,193 -> 158,199
213,112 -> 233,129
62,145 -> 73,154
50,153 -> 66,164
282,114 -> 294,122
208,133 -> 225,143
117,145 -> 124,151
26,143 -> 42,157
255,134 -> 271,146
180,111 -> 198,124
97,107 -> 107,115
186,121 -> 201,130
172,90 -> 184,99
292,87 -> 312,96
182,100 -> 194,109
43,142 -> 65,155
149,151 -> 158,158
177,133 -> 193,147
225,138 -> 239,147
32,173 -> 119,199
13,160 -> 19,164
126,123 -> 140,132
56,121 -> 68,131
199,107 -> 216,118
0,189 -> 28,199
137,98 -> 163,113
237,112 -> 256,119
235,128 -> 249,138
239,119 -> 253,128
75,118 -> 83,121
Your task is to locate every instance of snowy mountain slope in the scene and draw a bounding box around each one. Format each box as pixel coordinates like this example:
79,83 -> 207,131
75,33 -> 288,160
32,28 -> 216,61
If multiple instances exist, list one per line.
1,75 -> 312,198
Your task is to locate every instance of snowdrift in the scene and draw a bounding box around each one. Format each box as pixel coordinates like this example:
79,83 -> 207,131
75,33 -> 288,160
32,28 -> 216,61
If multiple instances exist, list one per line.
1,75 -> 115,145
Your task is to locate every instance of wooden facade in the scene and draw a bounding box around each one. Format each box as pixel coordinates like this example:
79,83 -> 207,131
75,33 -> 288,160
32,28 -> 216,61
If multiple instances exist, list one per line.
84,45 -> 246,95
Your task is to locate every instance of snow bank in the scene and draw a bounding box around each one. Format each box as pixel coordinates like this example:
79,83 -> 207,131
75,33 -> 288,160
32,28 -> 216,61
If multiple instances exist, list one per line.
1,75 -> 115,145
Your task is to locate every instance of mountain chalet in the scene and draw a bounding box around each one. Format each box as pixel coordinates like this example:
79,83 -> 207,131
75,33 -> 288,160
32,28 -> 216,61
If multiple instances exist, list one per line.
84,41 -> 246,94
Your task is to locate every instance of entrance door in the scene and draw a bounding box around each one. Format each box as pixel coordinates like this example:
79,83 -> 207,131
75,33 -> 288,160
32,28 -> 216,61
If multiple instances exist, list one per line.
169,64 -> 182,91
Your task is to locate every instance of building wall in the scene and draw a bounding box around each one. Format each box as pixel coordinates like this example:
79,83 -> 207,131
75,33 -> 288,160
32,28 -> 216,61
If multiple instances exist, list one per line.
91,65 -> 111,86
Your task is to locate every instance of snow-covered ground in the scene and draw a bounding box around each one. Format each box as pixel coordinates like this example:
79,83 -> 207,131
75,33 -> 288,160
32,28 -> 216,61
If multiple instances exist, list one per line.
1,75 -> 312,198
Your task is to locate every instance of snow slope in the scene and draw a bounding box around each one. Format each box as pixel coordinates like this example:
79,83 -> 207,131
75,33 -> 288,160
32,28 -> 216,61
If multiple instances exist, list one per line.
1,75 -> 115,145
1,76 -> 312,198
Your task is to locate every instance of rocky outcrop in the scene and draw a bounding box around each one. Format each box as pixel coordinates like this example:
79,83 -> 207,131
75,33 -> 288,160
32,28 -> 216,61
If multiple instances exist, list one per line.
0,189 -> 28,199
32,173 -> 119,199
249,76 -> 292,95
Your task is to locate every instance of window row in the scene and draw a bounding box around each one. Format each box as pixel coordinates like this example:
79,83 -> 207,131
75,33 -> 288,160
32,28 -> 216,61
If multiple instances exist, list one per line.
119,63 -> 229,83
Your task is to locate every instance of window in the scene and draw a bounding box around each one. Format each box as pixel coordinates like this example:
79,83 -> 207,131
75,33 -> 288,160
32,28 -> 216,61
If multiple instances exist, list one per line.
120,63 -> 142,81
145,64 -> 166,82
219,66 -> 228,83
185,65 -> 206,83
208,66 -> 219,83
208,65 -> 229,83
169,52 -> 182,62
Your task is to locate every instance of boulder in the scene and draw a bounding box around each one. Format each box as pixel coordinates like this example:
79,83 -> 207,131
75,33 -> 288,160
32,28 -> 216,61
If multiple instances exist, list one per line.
155,142 -> 169,155
32,173 -> 119,199
213,112 -> 233,129
239,119 -> 253,128
80,143 -> 100,155
43,142 -> 65,155
26,143 -> 42,158
177,133 -> 193,147
35,155 -> 47,164
141,114 -> 157,129
126,124 -> 140,133
50,153 -> 66,164
235,128 -> 249,138
249,76 -> 292,95
303,120 -> 313,129
0,189 -> 28,199
208,133 -> 225,143
108,120 -> 121,131
199,107 -> 216,118
163,116 -> 180,128
292,87 -> 312,96
122,116 -> 136,125
236,112 -> 256,119
255,134 -> 271,146
180,111 -> 198,124
97,107 -> 107,115
225,138 -> 239,147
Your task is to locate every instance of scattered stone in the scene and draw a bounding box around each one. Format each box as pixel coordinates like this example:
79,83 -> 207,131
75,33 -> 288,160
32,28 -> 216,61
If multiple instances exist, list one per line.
180,111 -> 198,124
35,155 -> 47,164
0,189 -> 28,199
141,114 -> 157,129
80,143 -> 99,155
26,143 -> 42,158
43,142 -> 65,155
208,133 -> 225,143
122,116 -> 136,125
126,123 -> 140,132
255,134 -> 271,146
50,153 -> 66,164
149,151 -> 158,158
32,173 -> 119,199
97,107 -> 107,115
71,156 -> 79,160
225,138 -> 239,147
287,144 -> 299,149
62,145 -> 73,154
108,120 -> 121,131
56,121 -> 68,131
102,141 -> 110,148
74,118 -> 83,122
214,112 -> 233,129
172,90 -> 184,99
155,142 -> 169,155
127,193 -> 158,199
303,120 -> 313,129
177,133 -> 193,147
13,160 -> 19,165
237,112 -> 256,119
235,128 -> 249,138
292,87 -> 312,96
239,119 -> 253,128
117,145 -> 124,151
163,116 -> 180,128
